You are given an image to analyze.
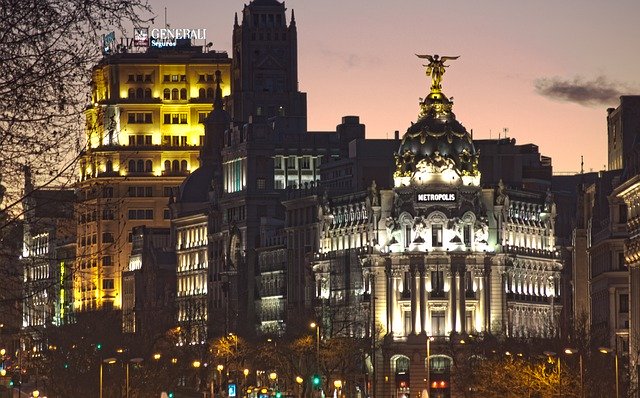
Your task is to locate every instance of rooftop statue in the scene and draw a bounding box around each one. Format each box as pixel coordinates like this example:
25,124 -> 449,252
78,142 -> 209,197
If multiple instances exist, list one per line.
416,54 -> 459,92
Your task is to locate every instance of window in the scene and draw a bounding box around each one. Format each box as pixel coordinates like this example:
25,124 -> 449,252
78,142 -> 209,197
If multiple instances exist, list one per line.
127,74 -> 134,82
102,233 -> 114,243
145,74 -> 152,82
163,113 -> 187,124
128,88 -> 135,98
163,88 -> 170,100
431,311 -> 446,336
198,112 -> 208,123
136,88 -> 143,98
274,157 -> 282,169
286,157 -> 296,169
171,88 -> 179,100
163,75 -> 170,82
102,256 -> 112,266
180,74 -> 186,82
145,159 -> 152,171
144,88 -> 151,98
102,209 -> 114,220
103,279 -> 114,290
405,226 -> 411,247
620,294 -> 629,313
431,270 -> 444,292
180,160 -> 188,171
180,88 -> 187,100
136,74 -> 143,82
207,88 -> 214,98
163,186 -> 174,197
128,112 -> 152,124
163,209 -> 171,220
127,209 -> 154,220
171,74 -> 179,82
432,225 -> 443,247
300,157 -> 311,169
257,178 -> 266,190
102,187 -> 113,198
464,224 -> 472,246
199,88 -> 206,98
619,253 -> 627,271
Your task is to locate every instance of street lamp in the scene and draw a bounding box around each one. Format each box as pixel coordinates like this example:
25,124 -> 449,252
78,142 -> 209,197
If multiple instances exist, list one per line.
599,347 -> 619,398
192,360 -> 202,368
100,357 -> 117,398
296,376 -> 303,398
310,322 -> 320,372
543,351 -> 560,397
426,336 -> 434,398
333,380 -> 342,398
564,348 -> 583,398
126,357 -> 143,398
153,353 -> 161,360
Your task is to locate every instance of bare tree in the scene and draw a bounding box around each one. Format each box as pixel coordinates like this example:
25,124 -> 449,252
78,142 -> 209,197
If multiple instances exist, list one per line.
0,0 -> 152,216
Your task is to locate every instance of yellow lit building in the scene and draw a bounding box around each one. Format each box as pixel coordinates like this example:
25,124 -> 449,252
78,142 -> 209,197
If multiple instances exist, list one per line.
75,44 -> 230,312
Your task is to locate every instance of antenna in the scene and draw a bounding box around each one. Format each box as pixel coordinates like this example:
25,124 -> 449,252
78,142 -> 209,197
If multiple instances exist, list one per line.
489,129 -> 492,139
164,7 -> 169,29
580,156 -> 584,174
503,127 -> 509,139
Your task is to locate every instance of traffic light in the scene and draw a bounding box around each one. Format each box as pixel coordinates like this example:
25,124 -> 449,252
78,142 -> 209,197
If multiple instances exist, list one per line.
275,392 -> 282,398
312,374 -> 321,389
96,343 -> 102,350
168,392 -> 174,398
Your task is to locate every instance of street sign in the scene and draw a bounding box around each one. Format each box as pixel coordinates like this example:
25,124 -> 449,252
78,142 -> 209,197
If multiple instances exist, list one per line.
228,383 -> 237,397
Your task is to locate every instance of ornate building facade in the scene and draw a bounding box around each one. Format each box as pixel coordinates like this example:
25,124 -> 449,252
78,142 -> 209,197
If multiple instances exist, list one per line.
75,43 -> 230,312
311,58 -> 563,398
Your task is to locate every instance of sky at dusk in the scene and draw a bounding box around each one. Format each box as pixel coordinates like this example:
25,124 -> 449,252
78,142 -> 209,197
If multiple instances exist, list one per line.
144,0 -> 640,173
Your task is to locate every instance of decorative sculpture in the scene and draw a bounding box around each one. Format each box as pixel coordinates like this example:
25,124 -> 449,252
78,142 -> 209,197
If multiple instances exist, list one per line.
416,54 -> 460,92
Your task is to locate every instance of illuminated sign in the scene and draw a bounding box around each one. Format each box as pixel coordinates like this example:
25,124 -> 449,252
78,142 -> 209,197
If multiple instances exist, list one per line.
416,193 -> 457,203
149,28 -> 207,48
134,27 -> 149,47
228,383 -> 237,397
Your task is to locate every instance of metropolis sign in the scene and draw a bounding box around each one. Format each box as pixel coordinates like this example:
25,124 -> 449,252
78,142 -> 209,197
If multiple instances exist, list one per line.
416,193 -> 457,203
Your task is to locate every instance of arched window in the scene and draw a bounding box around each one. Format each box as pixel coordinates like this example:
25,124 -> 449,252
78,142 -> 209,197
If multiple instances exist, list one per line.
145,160 -> 152,172
163,88 -> 170,100
128,88 -> 135,98
137,159 -> 144,172
199,88 -> 206,98
206,88 -> 214,99
144,88 -> 151,98
180,88 -> 187,100
128,160 -> 136,172
181,160 -> 188,171
164,160 -> 171,171
172,160 -> 179,172
105,160 -> 113,172
171,88 -> 179,100
136,88 -> 143,98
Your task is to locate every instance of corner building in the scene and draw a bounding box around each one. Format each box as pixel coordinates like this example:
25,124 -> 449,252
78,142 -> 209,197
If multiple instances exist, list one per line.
76,44 -> 230,312
311,65 -> 563,398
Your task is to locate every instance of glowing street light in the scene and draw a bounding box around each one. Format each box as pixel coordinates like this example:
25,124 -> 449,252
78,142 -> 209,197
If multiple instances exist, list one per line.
564,348 -> 583,398
100,358 -> 117,398
192,360 -> 201,368
153,353 -> 161,360
599,347 -> 619,398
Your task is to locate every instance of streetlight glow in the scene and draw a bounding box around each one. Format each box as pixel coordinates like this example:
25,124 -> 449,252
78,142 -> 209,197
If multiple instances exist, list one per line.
192,360 -> 201,368
153,353 -> 161,360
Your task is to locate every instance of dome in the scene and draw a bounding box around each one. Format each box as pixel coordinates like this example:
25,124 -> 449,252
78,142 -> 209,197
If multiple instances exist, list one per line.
177,166 -> 215,203
394,55 -> 479,186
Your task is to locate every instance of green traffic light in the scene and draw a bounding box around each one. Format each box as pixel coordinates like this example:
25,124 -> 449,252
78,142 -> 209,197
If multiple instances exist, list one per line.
312,375 -> 321,386
64,363 -> 69,369
168,393 -> 174,398
96,343 -> 102,350
9,381 -> 13,387
276,392 -> 282,398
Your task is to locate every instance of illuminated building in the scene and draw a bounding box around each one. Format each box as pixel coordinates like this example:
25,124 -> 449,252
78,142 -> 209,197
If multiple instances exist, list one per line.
75,42 -> 230,312
21,168 -> 75,340
310,60 -> 563,398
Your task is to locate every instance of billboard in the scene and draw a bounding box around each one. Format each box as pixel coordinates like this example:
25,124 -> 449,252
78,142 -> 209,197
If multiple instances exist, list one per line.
134,27 -> 149,47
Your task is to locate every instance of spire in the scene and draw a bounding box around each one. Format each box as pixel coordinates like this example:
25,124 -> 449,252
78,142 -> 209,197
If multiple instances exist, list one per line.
234,12 -> 239,27
290,9 -> 296,26
213,70 -> 224,110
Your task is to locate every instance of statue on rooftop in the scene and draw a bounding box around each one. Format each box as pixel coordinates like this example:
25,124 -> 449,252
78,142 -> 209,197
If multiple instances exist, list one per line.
416,54 -> 459,92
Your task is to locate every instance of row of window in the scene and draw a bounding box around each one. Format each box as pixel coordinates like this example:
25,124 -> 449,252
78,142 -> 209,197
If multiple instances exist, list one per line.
128,112 -> 152,124
79,232 -> 114,246
274,156 -> 312,170
164,113 -> 188,124
125,134 -> 196,147
161,74 -> 217,83
128,74 -> 153,83
161,88 -> 217,101
128,186 -> 153,197
129,135 -> 152,146
128,209 -> 154,220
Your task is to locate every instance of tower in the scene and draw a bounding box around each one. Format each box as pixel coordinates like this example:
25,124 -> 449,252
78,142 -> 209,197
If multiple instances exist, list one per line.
230,0 -> 307,131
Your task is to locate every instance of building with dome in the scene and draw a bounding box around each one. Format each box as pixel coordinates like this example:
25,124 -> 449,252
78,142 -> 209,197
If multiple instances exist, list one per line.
310,56 -> 563,398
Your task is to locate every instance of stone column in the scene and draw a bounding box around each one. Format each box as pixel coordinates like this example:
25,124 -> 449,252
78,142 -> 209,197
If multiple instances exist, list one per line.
449,269 -> 457,334
490,256 -> 507,335
420,267 -> 427,334
410,265 -> 417,335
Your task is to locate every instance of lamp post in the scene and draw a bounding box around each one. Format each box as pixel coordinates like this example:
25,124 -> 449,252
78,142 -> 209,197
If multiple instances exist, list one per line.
126,357 -> 143,398
564,348 -> 583,398
599,347 -> 619,398
543,351 -> 560,397
333,380 -> 342,398
310,322 -> 320,372
269,372 -> 278,392
217,364 -> 225,395
99,357 -> 116,398
426,336 -> 433,398
296,376 -> 304,398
